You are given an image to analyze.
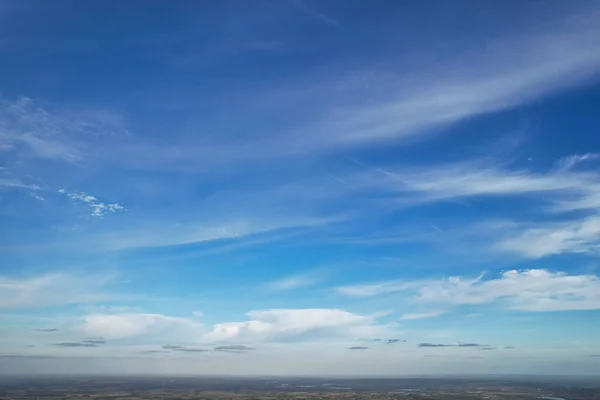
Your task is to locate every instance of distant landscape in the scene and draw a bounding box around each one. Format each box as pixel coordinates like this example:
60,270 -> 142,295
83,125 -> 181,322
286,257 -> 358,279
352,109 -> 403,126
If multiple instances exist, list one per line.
1,376 -> 599,400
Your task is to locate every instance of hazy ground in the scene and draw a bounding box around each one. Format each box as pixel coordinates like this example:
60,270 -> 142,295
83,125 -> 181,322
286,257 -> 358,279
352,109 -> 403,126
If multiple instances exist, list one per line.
0,376 -> 599,400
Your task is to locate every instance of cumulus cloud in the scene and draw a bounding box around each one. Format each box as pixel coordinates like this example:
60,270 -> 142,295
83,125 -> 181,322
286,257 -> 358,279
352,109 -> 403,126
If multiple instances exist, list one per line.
83,313 -> 204,340
338,269 -> 600,312
205,309 -> 394,343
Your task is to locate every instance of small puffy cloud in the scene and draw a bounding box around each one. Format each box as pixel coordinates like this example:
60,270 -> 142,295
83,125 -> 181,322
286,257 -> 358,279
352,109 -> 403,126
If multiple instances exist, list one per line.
418,343 -> 453,348
205,309 -> 394,343
35,328 -> 58,332
59,189 -> 124,217
347,346 -> 368,350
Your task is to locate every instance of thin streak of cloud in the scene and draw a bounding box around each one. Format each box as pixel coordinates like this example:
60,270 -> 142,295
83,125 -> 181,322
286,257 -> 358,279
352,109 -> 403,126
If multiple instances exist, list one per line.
266,270 -> 326,291
338,269 -> 600,312
399,311 -> 443,321
292,0 -> 339,26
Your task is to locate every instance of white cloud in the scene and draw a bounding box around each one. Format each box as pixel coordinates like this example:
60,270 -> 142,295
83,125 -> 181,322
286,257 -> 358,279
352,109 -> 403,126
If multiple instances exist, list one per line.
373,161 -> 589,204
59,189 -> 125,217
350,157 -> 600,258
87,215 -> 335,251
0,97 -> 126,163
205,309 -> 394,343
266,271 -> 325,291
279,8 -> 600,153
78,308 -> 395,345
494,215 -> 600,258
0,177 -> 39,190
0,273 -> 114,309
4,7 -> 594,174
337,281 -> 417,297
338,269 -> 600,312
555,153 -> 600,172
83,313 -> 204,340
399,311 -> 444,321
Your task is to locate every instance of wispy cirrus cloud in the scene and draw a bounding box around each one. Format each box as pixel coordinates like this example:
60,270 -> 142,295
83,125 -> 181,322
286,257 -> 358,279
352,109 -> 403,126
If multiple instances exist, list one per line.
266,270 -> 327,291
4,7 -> 597,174
342,155 -> 600,259
0,97 -> 126,164
338,269 -> 600,312
555,153 -> 600,172
493,216 -> 600,258
0,272 -> 115,309
399,312 -> 443,321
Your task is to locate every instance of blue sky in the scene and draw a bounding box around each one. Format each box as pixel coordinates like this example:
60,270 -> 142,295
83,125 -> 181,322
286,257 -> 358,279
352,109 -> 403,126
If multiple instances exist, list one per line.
1,0 -> 600,376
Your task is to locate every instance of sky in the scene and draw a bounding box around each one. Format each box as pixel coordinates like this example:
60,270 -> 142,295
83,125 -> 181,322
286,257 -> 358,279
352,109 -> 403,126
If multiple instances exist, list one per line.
1,0 -> 600,377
